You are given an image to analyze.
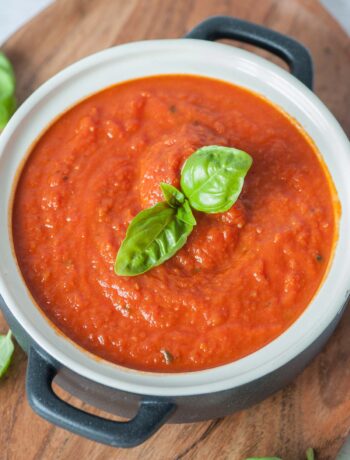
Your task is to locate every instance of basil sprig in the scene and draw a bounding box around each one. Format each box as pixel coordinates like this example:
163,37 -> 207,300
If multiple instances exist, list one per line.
0,52 -> 16,130
0,330 -> 14,379
115,146 -> 252,276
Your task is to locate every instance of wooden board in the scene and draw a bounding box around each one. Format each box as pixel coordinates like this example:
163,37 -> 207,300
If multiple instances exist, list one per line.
1,1 -> 349,459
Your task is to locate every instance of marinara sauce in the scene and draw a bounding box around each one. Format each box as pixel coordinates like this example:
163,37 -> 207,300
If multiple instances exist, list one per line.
12,75 -> 337,372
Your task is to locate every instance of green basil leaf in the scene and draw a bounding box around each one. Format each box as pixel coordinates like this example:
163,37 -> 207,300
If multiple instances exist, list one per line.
0,52 -> 16,130
181,145 -> 252,213
0,96 -> 16,129
115,201 -> 195,276
177,199 -> 196,226
160,182 -> 185,207
0,330 -> 14,379
245,458 -> 282,460
306,448 -> 315,460
0,53 -> 14,74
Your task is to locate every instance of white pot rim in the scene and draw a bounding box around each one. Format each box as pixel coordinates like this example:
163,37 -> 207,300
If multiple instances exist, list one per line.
0,39 -> 349,397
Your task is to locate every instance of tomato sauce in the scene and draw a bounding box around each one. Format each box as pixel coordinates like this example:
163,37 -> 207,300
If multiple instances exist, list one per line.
12,75 -> 336,372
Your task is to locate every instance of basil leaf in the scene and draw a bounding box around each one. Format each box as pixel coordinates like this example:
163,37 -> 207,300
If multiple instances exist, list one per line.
0,52 -> 16,130
245,458 -> 282,460
0,330 -> 14,379
115,201 -> 195,276
160,182 -> 185,207
181,145 -> 252,213
177,199 -> 196,226
246,448 -> 314,460
0,53 -> 14,74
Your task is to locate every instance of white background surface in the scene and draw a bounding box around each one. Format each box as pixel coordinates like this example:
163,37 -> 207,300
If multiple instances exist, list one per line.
0,1 -> 349,458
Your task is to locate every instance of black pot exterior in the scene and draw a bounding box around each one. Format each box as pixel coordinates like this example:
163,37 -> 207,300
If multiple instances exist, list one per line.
1,15 -> 341,448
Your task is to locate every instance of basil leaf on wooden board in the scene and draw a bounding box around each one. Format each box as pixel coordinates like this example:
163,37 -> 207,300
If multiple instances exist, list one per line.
246,449 -> 315,460
115,202 -> 195,276
0,52 -> 16,130
245,457 -> 281,460
305,448 -> 315,460
0,330 -> 14,379
160,182 -> 185,208
181,145 -> 252,213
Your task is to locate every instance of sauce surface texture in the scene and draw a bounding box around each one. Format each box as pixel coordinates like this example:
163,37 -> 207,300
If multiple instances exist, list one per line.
12,75 -> 336,372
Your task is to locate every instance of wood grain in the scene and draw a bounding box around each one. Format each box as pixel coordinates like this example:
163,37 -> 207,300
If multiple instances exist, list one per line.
1,1 -> 349,459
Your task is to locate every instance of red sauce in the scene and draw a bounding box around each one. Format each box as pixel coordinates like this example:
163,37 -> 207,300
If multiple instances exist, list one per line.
12,75 -> 336,372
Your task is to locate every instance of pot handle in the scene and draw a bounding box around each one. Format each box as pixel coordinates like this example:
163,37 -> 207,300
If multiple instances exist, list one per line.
185,16 -> 313,89
26,347 -> 175,447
